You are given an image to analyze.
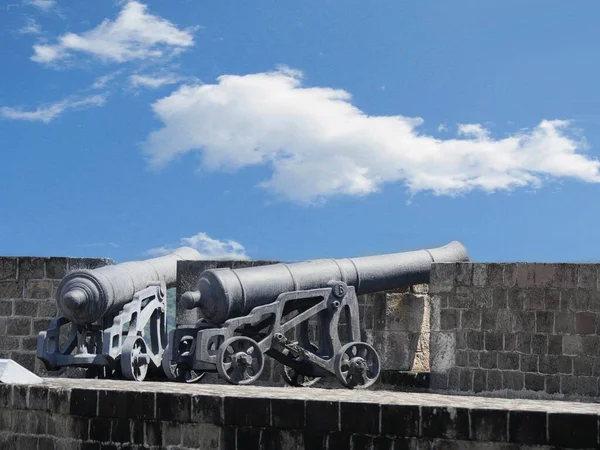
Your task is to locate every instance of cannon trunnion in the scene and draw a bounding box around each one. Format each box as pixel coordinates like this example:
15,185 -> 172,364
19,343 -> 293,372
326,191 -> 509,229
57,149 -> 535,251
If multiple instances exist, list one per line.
36,247 -> 203,381
166,241 -> 468,389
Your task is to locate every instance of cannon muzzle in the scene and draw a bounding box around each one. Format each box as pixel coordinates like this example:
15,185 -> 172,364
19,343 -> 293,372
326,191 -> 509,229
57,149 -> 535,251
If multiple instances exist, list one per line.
56,247 -> 203,325
185,241 -> 468,324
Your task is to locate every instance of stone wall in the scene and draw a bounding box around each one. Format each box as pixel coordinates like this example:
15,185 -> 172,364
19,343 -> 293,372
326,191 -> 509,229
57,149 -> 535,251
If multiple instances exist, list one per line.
429,262 -> 600,399
0,257 -> 112,375
0,378 -> 596,450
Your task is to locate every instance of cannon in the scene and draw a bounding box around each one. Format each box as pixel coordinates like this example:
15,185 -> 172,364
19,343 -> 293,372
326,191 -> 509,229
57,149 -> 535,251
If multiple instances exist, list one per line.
37,247 -> 203,381
165,241 -> 468,389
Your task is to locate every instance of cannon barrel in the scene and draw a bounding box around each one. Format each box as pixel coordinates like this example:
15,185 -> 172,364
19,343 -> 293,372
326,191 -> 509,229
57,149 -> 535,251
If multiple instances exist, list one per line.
183,241 -> 468,324
56,247 -> 203,325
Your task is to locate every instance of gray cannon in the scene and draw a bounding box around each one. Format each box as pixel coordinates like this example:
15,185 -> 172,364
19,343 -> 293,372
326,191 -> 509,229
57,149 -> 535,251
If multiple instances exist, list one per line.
166,241 -> 468,389
37,247 -> 202,381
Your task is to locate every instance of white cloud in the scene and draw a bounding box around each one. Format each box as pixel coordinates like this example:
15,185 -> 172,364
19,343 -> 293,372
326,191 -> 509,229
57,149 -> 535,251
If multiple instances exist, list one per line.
31,1 -> 195,65
129,73 -> 181,89
18,17 -> 41,34
142,67 -> 600,204
26,0 -> 55,10
91,71 -> 121,89
147,232 -> 249,260
1,94 -> 107,123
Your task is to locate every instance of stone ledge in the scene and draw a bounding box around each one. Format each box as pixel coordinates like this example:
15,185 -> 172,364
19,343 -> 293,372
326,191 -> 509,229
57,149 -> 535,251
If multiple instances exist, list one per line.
1,379 -> 599,448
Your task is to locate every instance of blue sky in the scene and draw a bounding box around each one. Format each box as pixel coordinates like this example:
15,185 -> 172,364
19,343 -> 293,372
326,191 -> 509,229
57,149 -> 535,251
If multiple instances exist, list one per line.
1,1 -> 599,263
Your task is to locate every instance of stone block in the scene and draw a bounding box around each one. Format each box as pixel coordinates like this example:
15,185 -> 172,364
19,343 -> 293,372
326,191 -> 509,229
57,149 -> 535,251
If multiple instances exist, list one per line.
535,311 -> 554,333
495,310 -> 511,332
582,335 -> 600,356
520,354 -> 538,373
545,289 -> 560,310
563,335 -> 583,355
89,417 -> 112,442
191,394 -> 223,425
224,397 -> 270,427
516,264 -> 535,288
449,288 -> 473,309
576,312 -> 596,334
479,352 -> 497,369
486,265 -> 503,287
11,351 -> 35,371
472,369 -> 486,392
461,309 -> 481,330
429,264 -> 455,293
380,405 -> 419,437
97,390 -> 155,421
420,407 -> 469,440
503,264 -> 517,287
467,351 -> 479,368
534,264 -> 554,286
574,356 -> 594,376
578,264 -> 598,289
447,367 -> 460,390
28,386 -> 48,411
341,402 -> 379,435
508,411 -> 546,444
503,333 -> 516,352
548,413 -> 597,448
577,376 -> 599,396
502,371 -> 524,391
472,265 -> 487,287
511,312 -> 535,333
531,334 -> 547,355
486,370 -> 502,391
466,331 -> 483,351
454,264 -> 472,287
455,350 -> 468,367
0,259 -> 17,280
524,373 -> 545,391
156,392 -> 191,422
492,289 -> 508,310
327,432 -> 352,450
48,388 -> 70,415
523,289 -> 545,310
306,400 -> 338,432
555,312 -> 574,334
546,375 -> 560,394
18,258 -> 45,280
37,300 -> 57,318
480,309 -> 496,331
440,309 -> 459,331
271,398 -> 304,429
0,300 -> 12,316
515,333 -> 532,354
458,367 -> 472,391
5,317 -> 30,336
24,280 -> 53,299
561,375 -> 578,395
470,409 -> 508,442
181,423 -> 221,449
0,281 -> 23,298
507,289 -> 524,310
546,335 -> 561,355
33,318 -> 50,334
70,389 -> 97,418
497,353 -> 519,371
158,421 -> 179,447
14,300 -> 37,317
110,418 -> 131,443
551,264 -> 578,289
430,332 -> 456,373
45,258 -> 68,280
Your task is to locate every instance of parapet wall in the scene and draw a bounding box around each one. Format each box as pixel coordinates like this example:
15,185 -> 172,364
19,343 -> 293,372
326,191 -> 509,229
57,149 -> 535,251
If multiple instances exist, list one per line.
429,262 -> 600,399
0,257 -> 112,375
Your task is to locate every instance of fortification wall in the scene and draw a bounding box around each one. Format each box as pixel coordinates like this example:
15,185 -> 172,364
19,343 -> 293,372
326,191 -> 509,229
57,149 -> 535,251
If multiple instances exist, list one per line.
429,262 -> 600,400
0,257 -> 112,375
2,378 -> 597,450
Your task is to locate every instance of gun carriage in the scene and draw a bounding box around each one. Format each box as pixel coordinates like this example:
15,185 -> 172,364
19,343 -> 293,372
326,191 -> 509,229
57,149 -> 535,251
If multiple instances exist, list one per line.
37,247 -> 203,381
165,241 -> 468,389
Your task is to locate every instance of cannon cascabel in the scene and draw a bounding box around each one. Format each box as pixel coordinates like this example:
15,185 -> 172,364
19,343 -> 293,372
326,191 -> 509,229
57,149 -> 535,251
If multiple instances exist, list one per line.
185,241 -> 468,324
56,247 -> 203,325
